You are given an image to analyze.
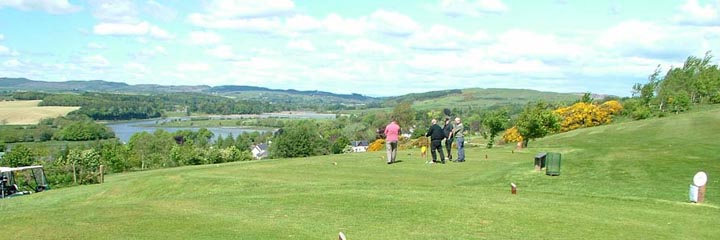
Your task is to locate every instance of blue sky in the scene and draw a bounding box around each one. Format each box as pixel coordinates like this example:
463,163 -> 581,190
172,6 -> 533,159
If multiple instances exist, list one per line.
1,0 -> 719,97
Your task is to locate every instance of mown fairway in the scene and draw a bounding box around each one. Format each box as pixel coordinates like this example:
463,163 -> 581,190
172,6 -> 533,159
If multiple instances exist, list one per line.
0,100 -> 79,125
2,108 -> 719,239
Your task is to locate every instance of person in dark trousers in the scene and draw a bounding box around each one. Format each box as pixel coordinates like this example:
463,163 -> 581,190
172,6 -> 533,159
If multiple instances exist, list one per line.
453,117 -> 465,162
442,117 -> 454,161
425,119 -> 446,164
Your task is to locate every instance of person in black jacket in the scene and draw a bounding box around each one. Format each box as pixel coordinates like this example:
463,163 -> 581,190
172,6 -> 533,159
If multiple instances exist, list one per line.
442,117 -> 454,161
425,119 -> 446,164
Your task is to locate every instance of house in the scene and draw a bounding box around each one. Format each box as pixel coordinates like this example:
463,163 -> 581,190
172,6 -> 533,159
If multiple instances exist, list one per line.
251,143 -> 269,160
351,140 -> 369,153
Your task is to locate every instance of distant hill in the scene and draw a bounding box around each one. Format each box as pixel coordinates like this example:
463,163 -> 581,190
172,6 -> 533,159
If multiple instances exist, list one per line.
384,88 -> 582,111
0,78 -> 372,104
0,78 -> 597,110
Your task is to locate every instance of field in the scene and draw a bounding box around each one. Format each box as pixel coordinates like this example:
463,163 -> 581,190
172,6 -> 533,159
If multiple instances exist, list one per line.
2,107 -> 719,239
0,100 -> 79,125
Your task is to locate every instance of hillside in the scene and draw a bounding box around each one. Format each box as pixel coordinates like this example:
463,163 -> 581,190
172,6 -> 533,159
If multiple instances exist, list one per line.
384,88 -> 581,111
2,107 -> 718,239
1,78 -> 595,111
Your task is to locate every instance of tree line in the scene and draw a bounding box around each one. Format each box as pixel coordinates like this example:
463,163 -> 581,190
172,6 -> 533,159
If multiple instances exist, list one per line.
12,91 -> 283,120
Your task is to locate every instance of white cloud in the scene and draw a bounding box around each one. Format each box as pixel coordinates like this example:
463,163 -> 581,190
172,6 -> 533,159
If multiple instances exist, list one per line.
337,39 -> 396,54
407,25 -> 483,51
87,42 -> 106,49
206,45 -> 237,59
324,14 -> 372,36
3,59 -> 21,68
0,45 -> 9,55
203,0 -> 295,18
188,13 -> 284,32
596,20 -> 698,60
89,0 -> 138,23
0,0 -> 81,14
177,63 -> 211,72
93,21 -> 174,39
187,0 -> 294,33
234,57 -> 284,70
441,0 -> 509,17
124,61 -> 148,73
189,31 -> 222,45
82,55 -> 111,68
488,30 -> 587,62
0,34 -> 4,41
673,0 -> 720,26
145,0 -> 177,22
136,46 -> 167,57
287,39 -> 316,51
370,10 -> 420,36
285,14 -> 323,33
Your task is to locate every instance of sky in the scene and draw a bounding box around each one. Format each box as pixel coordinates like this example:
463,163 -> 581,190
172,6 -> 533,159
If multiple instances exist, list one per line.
1,0 -> 719,97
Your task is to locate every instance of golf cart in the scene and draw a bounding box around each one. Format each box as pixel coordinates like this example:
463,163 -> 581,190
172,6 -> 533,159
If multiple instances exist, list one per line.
1,165 -> 49,199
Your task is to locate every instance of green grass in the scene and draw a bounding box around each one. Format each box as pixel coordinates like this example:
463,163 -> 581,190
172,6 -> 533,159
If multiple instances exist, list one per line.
2,108 -> 719,239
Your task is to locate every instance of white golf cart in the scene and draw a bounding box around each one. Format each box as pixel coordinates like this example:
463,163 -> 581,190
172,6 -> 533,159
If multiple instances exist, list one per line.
0,165 -> 49,199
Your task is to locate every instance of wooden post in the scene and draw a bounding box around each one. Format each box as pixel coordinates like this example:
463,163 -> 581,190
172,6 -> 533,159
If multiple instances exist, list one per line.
72,162 -> 77,184
99,165 -> 104,184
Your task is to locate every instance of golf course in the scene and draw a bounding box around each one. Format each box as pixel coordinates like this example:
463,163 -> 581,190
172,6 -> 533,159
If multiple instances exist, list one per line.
2,107 -> 718,239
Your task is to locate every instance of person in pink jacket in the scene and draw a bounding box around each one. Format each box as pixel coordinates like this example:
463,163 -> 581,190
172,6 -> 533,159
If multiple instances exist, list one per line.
384,118 -> 401,164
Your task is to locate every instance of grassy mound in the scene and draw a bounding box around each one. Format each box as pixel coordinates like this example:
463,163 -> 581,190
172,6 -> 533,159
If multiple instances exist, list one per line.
3,108 -> 719,239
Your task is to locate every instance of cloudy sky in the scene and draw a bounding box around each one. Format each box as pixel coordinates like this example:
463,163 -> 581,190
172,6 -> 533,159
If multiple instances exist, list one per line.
1,0 -> 719,96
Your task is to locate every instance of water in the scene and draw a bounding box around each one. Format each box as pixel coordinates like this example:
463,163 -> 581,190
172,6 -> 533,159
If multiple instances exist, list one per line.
106,112 -> 335,143
106,118 -> 265,143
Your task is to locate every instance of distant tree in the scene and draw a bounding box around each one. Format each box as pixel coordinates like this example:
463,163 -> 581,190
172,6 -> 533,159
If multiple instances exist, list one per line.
1,144 -> 34,167
331,136 -> 350,154
270,121 -> 324,158
392,101 -> 415,127
481,109 -> 509,148
516,102 -> 561,147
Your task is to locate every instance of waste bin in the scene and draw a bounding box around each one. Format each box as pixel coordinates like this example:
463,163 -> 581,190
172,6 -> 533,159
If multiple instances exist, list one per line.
534,152 -> 547,171
689,184 -> 699,202
545,152 -> 561,176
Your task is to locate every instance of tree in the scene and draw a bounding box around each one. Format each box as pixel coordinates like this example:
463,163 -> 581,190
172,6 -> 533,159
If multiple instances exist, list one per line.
481,109 -> 508,148
1,144 -> 34,167
331,136 -> 350,154
270,121 -> 325,158
515,102 -> 560,147
392,101 -> 415,127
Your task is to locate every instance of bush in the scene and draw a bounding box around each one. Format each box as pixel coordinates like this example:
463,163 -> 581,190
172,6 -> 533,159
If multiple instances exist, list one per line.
367,139 -> 385,151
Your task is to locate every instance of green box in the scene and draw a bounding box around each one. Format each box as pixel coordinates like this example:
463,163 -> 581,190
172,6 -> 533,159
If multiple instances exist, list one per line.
545,152 -> 561,176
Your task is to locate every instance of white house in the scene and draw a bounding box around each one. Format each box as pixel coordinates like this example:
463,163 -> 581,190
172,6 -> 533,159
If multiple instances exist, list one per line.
351,140 -> 369,153
251,143 -> 269,159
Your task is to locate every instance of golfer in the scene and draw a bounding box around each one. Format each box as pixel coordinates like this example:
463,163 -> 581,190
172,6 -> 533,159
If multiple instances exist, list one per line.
443,117 -> 454,161
425,119 -> 446,164
384,118 -> 401,164
453,117 -> 465,162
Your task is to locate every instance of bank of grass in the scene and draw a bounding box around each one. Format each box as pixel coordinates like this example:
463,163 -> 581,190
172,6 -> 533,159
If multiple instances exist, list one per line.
0,100 -> 79,125
2,107 -> 719,239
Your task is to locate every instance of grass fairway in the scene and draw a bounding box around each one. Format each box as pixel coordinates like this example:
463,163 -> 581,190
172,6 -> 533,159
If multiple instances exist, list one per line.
0,100 -> 79,125
2,108 -> 719,239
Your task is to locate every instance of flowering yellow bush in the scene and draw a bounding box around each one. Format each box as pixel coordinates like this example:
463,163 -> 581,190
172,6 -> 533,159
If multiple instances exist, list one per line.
502,126 -> 523,143
554,100 -> 623,132
600,100 -> 624,115
367,139 -> 385,151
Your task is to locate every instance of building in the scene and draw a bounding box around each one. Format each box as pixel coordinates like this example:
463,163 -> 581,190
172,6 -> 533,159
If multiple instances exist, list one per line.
251,143 -> 269,159
351,140 -> 369,153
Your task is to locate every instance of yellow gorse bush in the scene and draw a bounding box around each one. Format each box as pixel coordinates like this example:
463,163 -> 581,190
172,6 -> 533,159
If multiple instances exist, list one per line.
554,101 -> 623,132
502,126 -> 523,143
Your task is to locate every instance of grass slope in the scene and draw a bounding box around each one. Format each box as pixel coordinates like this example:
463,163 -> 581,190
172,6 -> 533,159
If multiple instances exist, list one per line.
2,108 -> 719,239
0,100 -> 79,125
409,88 -> 579,111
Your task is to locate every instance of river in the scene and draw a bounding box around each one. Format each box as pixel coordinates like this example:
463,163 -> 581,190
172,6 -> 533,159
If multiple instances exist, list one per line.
106,118 -> 266,143
106,112 -> 336,143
